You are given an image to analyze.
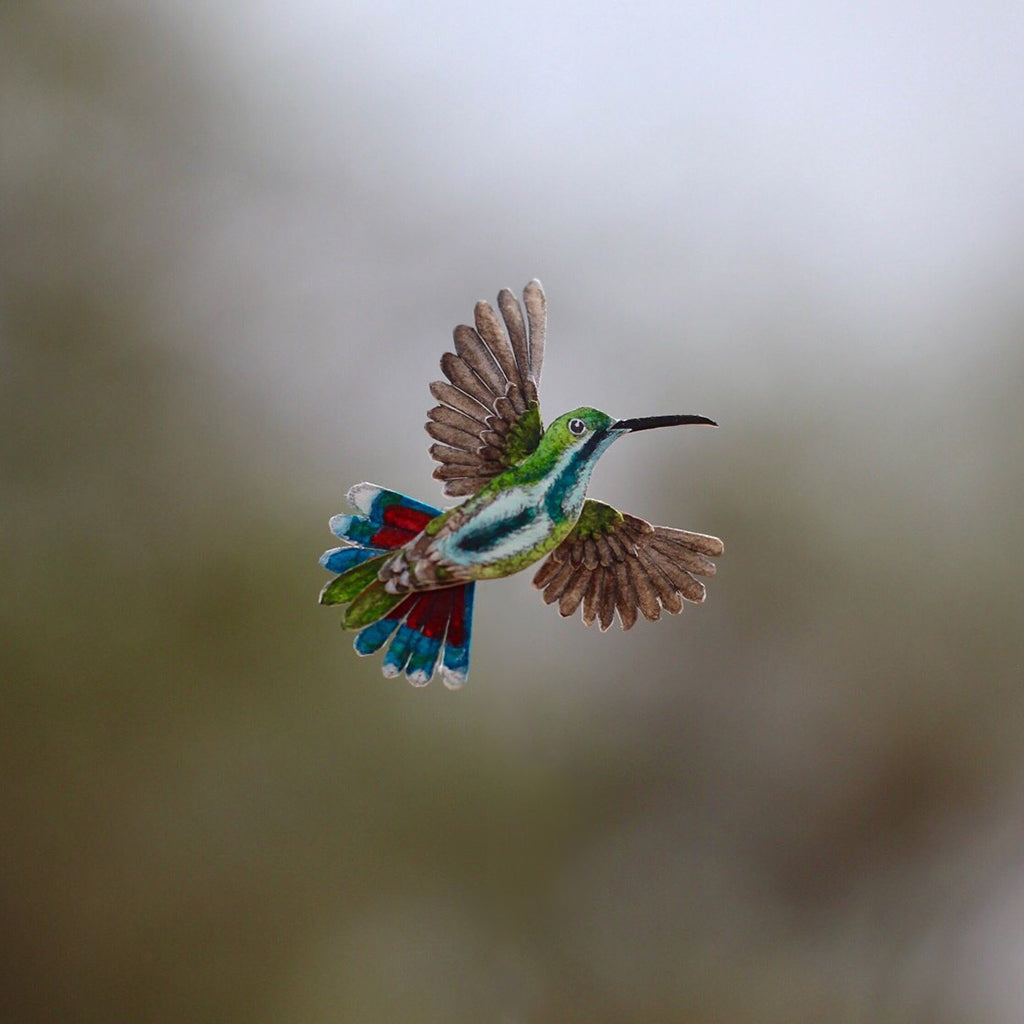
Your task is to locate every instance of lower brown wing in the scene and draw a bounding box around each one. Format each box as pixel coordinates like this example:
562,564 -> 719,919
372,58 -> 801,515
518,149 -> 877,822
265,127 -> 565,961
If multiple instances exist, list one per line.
532,500 -> 723,630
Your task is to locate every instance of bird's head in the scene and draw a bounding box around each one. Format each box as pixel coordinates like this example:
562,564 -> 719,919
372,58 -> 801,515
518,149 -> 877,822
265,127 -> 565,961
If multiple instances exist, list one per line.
539,406 -> 717,464
526,407 -> 716,520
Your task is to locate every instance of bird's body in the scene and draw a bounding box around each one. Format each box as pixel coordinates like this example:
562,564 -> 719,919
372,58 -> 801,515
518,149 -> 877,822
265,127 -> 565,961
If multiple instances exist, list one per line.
379,408 -> 621,589
320,281 -> 723,687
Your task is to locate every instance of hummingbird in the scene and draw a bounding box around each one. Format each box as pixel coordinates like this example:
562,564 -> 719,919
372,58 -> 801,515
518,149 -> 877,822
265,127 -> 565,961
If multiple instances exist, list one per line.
320,279 -> 723,688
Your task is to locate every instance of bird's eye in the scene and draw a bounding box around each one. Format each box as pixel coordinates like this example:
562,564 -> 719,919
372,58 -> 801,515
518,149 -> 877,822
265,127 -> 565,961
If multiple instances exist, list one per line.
568,417 -> 587,436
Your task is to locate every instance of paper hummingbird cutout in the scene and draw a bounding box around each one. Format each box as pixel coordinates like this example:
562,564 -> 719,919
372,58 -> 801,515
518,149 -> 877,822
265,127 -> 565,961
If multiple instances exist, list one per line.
320,280 -> 723,687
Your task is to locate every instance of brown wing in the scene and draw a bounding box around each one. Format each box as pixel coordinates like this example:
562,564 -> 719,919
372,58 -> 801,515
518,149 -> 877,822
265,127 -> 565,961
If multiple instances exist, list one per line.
427,279 -> 546,497
532,500 -> 724,630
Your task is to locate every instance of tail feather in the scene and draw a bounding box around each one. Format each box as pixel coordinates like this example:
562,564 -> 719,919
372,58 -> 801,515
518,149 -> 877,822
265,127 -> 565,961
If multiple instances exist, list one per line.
381,623 -> 420,679
346,482 -> 439,520
405,627 -> 446,686
319,554 -> 391,606
439,584 -> 475,688
319,545 -> 385,575
353,598 -> 415,655
320,483 -> 476,687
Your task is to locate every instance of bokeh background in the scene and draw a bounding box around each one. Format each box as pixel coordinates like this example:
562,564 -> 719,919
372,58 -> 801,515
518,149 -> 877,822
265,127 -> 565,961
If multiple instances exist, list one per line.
4,2 -> 1024,1021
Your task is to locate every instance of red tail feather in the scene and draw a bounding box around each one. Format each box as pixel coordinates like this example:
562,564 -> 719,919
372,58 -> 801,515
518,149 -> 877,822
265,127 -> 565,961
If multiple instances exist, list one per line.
369,505 -> 434,550
445,587 -> 469,647
406,587 -> 458,639
383,505 -> 434,533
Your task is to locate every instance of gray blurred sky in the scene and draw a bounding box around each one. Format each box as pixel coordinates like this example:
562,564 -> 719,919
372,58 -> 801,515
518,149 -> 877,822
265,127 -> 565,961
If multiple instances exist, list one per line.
117,0 -> 1020,474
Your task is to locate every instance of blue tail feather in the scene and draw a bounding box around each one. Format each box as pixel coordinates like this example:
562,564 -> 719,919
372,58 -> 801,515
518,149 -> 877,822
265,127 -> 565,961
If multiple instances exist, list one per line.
328,514 -> 379,545
405,630 -> 444,687
381,623 -> 418,678
320,546 -> 385,574
353,615 -> 402,655
347,482 -> 441,522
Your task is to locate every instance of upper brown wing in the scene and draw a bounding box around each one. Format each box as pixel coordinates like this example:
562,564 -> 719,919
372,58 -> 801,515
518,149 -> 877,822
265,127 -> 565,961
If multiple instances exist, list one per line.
427,280 -> 546,497
532,500 -> 724,630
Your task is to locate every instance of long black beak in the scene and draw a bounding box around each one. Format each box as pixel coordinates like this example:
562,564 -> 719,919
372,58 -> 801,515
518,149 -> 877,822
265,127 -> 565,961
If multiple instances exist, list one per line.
613,414 -> 717,432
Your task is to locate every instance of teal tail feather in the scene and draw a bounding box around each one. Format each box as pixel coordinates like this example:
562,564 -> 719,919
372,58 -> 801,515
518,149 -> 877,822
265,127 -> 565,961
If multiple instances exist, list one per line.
319,483 -> 476,688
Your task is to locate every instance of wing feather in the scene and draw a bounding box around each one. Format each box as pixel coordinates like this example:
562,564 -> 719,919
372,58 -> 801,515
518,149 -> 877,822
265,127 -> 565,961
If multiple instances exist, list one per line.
439,352 -> 495,408
428,380 -> 490,421
636,551 -> 684,614
597,570 -> 618,630
539,559 -> 575,604
626,555 -> 662,622
443,476 -> 494,495
432,461 -> 504,481
649,536 -> 718,577
522,279 -> 546,393
427,404 -> 488,436
474,300 -> 520,385
532,555 -> 561,591
425,419 -> 484,451
491,393 -> 520,426
611,560 -> 637,630
497,288 -> 531,390
532,500 -> 723,630
581,570 -> 603,627
558,566 -> 591,617
452,324 -> 508,396
428,442 -> 482,467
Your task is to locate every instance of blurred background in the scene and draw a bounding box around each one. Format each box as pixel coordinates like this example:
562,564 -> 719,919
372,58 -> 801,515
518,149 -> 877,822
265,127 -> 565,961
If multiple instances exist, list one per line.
3,1 -> 1023,1020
